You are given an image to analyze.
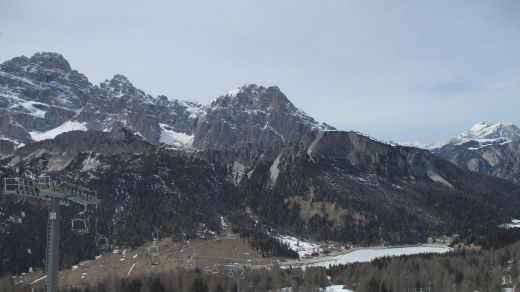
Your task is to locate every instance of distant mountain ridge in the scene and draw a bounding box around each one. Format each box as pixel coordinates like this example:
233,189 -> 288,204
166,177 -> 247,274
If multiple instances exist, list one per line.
398,141 -> 443,150
449,121 -> 519,147
433,121 -> 520,184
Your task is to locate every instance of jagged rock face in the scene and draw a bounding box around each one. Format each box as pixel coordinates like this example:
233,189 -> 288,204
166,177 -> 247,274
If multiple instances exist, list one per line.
434,122 -> 520,184
0,52 -> 203,150
0,139 -> 15,156
193,85 -> 330,151
0,53 -> 328,157
0,53 -> 92,140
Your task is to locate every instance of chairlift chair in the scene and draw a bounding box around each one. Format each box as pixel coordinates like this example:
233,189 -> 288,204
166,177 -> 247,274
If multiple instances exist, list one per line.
149,244 -> 160,266
148,244 -> 160,257
212,264 -> 219,274
151,255 -> 160,266
71,212 -> 89,235
95,234 -> 110,250
185,257 -> 196,272
94,219 -> 110,250
152,226 -> 159,242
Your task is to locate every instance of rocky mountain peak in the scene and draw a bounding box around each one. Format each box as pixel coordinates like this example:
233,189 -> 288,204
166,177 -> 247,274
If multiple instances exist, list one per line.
0,52 -> 72,77
0,56 -> 31,75
100,74 -> 139,97
29,52 -> 71,72
434,121 -> 520,185
1,52 -> 331,155
215,84 -> 297,115
449,121 -> 520,147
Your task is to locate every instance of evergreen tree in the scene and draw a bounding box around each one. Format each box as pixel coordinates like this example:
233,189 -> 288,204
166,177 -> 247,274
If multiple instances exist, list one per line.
189,277 -> 208,292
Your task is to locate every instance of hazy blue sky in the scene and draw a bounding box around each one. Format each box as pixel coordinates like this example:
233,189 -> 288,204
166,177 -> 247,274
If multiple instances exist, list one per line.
1,0 -> 519,143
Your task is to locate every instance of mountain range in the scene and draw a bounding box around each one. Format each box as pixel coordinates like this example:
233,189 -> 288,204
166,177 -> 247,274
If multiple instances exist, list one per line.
400,122 -> 520,185
1,52 -> 520,275
433,121 -> 520,185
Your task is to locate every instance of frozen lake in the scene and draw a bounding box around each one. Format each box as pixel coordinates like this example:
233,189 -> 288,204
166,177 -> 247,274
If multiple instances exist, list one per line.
306,245 -> 451,268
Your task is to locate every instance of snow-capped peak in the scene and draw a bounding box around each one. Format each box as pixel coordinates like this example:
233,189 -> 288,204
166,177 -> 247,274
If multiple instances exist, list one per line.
449,121 -> 520,147
223,87 -> 241,97
220,84 -> 261,98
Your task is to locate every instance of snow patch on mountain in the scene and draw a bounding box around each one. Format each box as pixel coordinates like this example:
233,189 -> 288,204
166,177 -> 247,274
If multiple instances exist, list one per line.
427,170 -> 453,188
159,123 -> 193,147
0,136 -> 25,149
223,87 -> 241,97
1,91 -> 49,118
81,152 -> 101,172
179,100 -> 204,119
29,120 -> 87,141
268,154 -> 282,186
231,161 -> 247,185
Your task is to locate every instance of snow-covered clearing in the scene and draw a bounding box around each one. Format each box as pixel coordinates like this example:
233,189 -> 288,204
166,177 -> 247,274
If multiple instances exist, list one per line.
280,285 -> 353,292
324,285 -> 354,292
278,235 -> 320,258
500,219 -> 520,229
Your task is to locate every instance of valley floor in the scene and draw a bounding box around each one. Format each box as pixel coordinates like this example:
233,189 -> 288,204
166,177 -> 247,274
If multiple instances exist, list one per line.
10,236 -> 450,290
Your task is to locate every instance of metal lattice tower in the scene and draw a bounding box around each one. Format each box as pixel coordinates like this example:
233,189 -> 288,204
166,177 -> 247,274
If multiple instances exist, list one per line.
3,176 -> 99,292
231,263 -> 245,292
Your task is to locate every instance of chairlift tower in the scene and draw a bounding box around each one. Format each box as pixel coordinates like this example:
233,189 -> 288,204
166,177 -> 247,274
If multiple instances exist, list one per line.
148,226 -> 160,265
3,176 -> 99,292
231,263 -> 245,292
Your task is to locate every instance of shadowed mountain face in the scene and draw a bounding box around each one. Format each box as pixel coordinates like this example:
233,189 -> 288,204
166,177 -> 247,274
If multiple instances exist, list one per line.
1,53 -> 520,275
433,122 -> 520,185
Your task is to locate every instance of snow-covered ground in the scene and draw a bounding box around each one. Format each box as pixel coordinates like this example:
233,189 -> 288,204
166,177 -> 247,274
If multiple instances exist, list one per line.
29,120 -> 87,141
500,219 -> 520,229
280,285 -> 353,292
307,245 -> 451,268
278,235 -> 320,258
324,285 -> 354,292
